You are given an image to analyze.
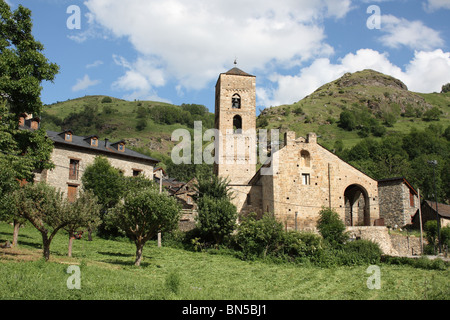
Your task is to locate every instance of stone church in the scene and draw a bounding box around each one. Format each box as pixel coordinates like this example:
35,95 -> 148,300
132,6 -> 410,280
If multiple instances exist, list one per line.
214,67 -> 383,231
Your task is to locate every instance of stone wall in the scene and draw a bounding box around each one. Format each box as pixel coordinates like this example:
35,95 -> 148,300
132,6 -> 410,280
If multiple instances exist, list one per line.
40,145 -> 154,198
347,226 -> 424,256
379,179 -> 419,228
266,133 -> 380,231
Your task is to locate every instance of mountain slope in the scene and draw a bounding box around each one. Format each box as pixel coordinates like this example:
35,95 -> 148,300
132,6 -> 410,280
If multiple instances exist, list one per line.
41,96 -> 214,166
257,69 -> 450,150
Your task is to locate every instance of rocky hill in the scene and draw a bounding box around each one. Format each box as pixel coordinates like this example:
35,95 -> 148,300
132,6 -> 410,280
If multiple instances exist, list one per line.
257,69 -> 449,150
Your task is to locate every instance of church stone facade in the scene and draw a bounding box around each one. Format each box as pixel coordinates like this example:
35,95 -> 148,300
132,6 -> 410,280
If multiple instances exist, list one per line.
214,67 -> 381,231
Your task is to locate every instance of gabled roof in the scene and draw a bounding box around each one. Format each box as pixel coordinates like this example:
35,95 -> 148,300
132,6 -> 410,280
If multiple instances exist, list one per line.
222,67 -> 255,77
424,201 -> 450,219
46,130 -> 159,164
378,177 -> 418,196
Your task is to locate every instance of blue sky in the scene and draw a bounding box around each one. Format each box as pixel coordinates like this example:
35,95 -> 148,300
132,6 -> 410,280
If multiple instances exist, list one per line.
5,0 -> 450,113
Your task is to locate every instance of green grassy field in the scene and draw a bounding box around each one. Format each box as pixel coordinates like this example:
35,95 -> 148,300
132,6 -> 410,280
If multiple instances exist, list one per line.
0,222 -> 448,300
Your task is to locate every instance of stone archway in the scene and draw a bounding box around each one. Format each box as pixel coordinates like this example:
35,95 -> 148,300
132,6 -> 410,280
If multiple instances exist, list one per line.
344,184 -> 370,226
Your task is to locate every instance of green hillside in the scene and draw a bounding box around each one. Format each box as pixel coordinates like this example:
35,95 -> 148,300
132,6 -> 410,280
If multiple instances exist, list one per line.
257,69 -> 450,150
41,95 -> 214,167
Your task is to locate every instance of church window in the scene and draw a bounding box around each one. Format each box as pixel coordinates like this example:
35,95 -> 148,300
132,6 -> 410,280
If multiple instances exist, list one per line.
302,174 -> 310,185
232,94 -> 241,109
233,115 -> 242,133
300,150 -> 311,167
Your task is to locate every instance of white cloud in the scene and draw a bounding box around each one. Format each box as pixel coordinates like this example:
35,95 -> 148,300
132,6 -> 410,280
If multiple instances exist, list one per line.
86,60 -> 103,68
71,74 -> 101,92
84,0 -> 351,92
424,0 -> 450,12
378,15 -> 444,50
259,49 -> 450,107
111,55 -> 168,102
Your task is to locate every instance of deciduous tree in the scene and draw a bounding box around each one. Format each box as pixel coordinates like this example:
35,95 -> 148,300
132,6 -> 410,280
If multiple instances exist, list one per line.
108,185 -> 181,266
10,182 -> 70,261
64,190 -> 101,257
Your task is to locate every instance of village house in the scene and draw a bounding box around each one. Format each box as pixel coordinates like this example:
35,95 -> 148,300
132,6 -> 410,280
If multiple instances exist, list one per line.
19,114 -> 159,201
378,177 -> 420,228
413,201 -> 450,229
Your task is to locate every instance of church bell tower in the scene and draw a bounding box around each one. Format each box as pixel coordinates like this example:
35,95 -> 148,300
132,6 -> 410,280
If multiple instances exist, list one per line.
214,66 -> 257,185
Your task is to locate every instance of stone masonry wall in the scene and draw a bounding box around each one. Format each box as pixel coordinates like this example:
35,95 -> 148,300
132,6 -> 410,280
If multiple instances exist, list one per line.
269,132 -> 379,232
40,145 -> 154,198
215,73 -> 257,185
379,180 -> 419,228
347,226 -> 423,256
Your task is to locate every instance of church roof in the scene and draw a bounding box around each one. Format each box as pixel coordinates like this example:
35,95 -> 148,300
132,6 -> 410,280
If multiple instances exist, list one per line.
223,67 -> 255,77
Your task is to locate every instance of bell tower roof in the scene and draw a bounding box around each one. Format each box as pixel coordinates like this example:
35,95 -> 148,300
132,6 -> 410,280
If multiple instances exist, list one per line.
222,67 -> 255,77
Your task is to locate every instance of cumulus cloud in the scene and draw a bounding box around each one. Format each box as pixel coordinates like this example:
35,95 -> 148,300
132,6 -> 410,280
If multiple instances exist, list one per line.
84,0 -> 351,92
72,74 -> 101,92
258,49 -> 450,107
111,54 -> 168,101
424,0 -> 450,12
378,15 -> 444,50
86,60 -> 104,68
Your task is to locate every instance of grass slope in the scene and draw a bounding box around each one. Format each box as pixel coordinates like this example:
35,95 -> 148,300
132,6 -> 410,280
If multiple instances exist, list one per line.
0,222 -> 448,300
42,96 -> 196,165
258,70 -> 450,149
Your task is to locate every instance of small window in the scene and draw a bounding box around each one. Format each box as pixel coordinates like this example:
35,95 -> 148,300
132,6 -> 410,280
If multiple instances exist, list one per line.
302,174 -> 310,185
233,115 -> 242,133
91,138 -> 98,147
133,169 -> 142,177
232,94 -> 241,109
300,150 -> 311,167
410,191 -> 415,207
69,159 -> 80,180
65,133 -> 72,141
118,143 -> 125,152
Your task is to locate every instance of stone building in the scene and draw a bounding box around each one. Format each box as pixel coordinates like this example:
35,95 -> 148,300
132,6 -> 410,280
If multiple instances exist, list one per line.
19,114 -> 159,202
378,177 -> 420,228
40,130 -> 159,201
412,201 -> 450,229
214,67 -> 382,231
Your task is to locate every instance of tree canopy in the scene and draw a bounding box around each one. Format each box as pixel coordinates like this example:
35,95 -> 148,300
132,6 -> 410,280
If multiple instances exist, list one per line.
0,2 -> 59,183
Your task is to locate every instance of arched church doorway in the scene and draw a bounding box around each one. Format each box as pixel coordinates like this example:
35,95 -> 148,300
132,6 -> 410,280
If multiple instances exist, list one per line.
344,184 -> 370,226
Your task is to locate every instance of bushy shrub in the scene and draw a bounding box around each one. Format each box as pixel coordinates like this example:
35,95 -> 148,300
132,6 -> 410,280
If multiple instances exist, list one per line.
236,213 -> 284,260
337,240 -> 382,266
279,231 -> 323,261
424,220 -> 439,254
236,213 -> 324,262
196,196 -> 237,245
383,256 -> 448,270
316,207 -> 348,248
101,96 -> 112,103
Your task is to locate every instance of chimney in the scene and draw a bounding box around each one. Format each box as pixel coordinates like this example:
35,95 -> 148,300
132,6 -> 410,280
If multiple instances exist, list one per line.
284,131 -> 296,147
307,133 -> 317,144
105,138 -> 109,147
30,118 -> 39,130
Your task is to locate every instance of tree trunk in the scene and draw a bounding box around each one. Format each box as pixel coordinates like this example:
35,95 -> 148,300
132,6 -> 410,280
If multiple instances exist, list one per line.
88,228 -> 93,241
68,232 -> 75,257
12,220 -> 21,247
42,234 -> 51,261
135,242 -> 144,267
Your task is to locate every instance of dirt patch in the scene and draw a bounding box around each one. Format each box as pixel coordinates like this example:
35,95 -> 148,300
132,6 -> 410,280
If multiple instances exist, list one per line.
0,247 -> 42,262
